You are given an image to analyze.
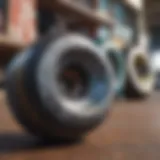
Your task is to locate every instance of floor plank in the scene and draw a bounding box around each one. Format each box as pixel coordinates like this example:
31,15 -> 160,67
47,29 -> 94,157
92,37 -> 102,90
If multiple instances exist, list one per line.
0,90 -> 160,160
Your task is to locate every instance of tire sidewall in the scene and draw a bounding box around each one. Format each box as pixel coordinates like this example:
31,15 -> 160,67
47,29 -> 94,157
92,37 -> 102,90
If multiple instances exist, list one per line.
36,34 -> 115,127
127,46 -> 155,95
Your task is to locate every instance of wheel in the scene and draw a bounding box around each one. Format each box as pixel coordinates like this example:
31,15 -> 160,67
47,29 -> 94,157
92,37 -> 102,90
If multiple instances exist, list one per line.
103,42 -> 126,95
124,46 -> 155,98
6,31 -> 115,140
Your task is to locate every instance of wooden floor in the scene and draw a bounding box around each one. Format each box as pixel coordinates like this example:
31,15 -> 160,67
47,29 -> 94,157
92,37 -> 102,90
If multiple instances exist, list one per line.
0,90 -> 160,160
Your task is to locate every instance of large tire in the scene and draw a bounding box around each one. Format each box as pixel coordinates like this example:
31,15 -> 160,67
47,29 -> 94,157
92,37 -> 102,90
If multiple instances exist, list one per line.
6,31 -> 115,140
124,46 -> 155,98
103,42 -> 126,95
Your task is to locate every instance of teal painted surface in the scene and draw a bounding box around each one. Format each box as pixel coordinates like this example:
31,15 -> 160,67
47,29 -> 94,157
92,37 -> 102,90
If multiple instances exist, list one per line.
94,26 -> 111,45
113,3 -> 126,23
93,1 -> 129,96
98,0 -> 110,11
107,50 -> 126,95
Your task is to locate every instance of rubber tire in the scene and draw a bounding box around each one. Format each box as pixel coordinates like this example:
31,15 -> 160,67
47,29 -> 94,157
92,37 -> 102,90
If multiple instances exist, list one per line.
124,46 -> 155,99
104,42 -> 126,95
6,31 -> 115,140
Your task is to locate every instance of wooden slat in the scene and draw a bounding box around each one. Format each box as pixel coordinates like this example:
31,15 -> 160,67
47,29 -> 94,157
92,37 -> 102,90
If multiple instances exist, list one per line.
0,35 -> 25,49
0,34 -> 27,64
38,0 -> 114,28
145,0 -> 160,28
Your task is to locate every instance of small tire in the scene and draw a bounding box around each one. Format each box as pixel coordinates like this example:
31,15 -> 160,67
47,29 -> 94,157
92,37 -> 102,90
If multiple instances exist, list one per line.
124,46 -> 155,98
103,42 -> 126,95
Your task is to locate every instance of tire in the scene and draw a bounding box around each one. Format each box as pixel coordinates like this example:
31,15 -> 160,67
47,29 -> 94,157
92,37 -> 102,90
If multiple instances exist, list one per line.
103,42 -> 126,95
124,46 -> 155,98
5,48 -> 50,139
6,31 -> 115,140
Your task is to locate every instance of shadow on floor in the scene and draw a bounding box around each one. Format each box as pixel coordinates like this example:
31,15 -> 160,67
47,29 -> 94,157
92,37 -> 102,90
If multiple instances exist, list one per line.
0,132 -> 80,153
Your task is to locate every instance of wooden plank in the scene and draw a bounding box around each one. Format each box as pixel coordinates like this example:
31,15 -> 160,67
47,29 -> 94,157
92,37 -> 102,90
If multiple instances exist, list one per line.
8,0 -> 37,44
0,91 -> 159,159
0,0 -> 37,64
38,0 -> 114,28
0,34 -> 25,49
0,34 -> 26,64
145,0 -> 160,27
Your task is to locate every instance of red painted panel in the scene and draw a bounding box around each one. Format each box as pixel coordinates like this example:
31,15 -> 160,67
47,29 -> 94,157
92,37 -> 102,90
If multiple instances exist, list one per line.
9,0 -> 37,44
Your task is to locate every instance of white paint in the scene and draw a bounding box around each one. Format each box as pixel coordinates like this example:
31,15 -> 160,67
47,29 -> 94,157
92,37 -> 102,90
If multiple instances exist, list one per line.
125,0 -> 143,10
151,51 -> 160,72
